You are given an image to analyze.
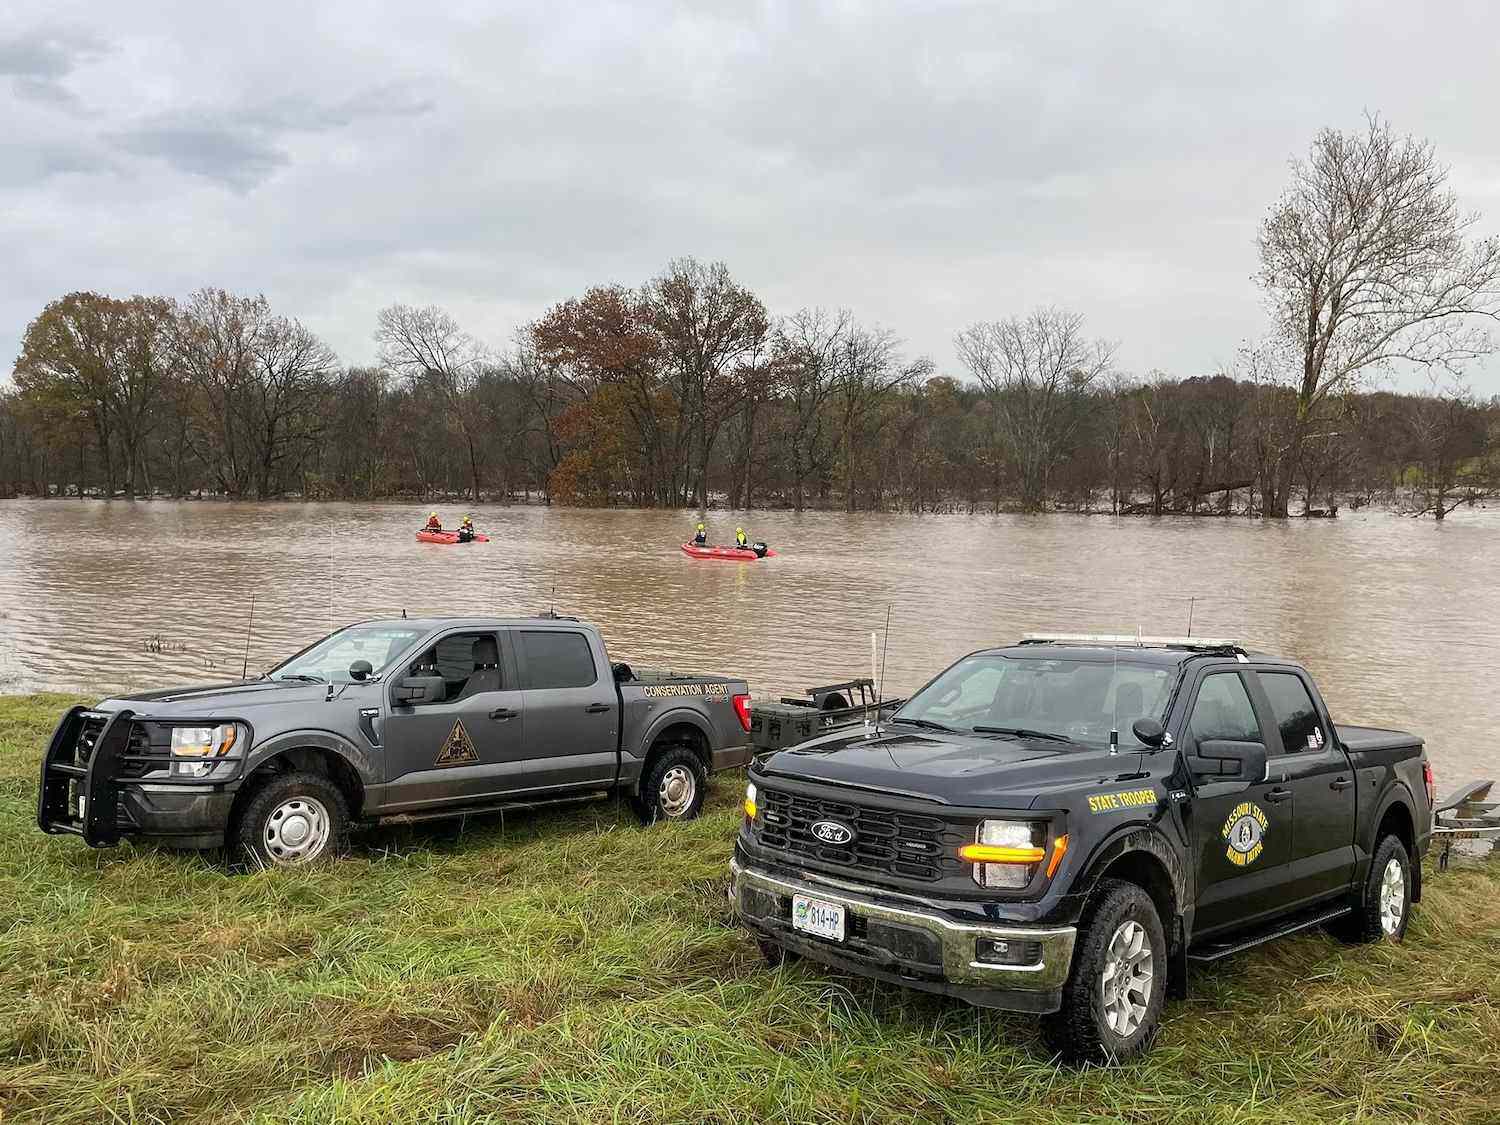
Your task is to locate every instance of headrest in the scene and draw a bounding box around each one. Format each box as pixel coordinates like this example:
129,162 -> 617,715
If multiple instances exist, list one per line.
472,636 -> 499,667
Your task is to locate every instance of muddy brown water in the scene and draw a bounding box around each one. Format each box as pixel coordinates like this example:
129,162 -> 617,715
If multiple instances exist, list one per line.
1,499 -> 1496,786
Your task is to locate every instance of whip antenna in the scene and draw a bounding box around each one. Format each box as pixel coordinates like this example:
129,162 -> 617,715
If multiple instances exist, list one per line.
1187,597 -> 1196,638
1109,633 -> 1119,755
240,594 -> 256,680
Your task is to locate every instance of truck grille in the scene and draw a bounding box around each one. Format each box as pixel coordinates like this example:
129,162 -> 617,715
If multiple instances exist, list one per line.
756,787 -> 972,883
74,715 -> 164,778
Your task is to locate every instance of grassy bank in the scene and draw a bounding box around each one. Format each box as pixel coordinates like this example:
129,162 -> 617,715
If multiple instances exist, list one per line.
2,694 -> 1498,1124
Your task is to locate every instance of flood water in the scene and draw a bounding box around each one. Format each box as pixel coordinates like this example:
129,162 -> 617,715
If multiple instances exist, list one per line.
1,499 -> 1496,784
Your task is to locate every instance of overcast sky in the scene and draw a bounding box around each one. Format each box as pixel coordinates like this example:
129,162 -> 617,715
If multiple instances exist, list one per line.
4,0 -> 1499,393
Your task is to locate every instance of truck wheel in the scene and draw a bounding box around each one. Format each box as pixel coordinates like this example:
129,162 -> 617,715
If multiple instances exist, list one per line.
235,771 -> 350,869
1044,878 -> 1167,1065
1342,834 -> 1412,944
632,745 -> 708,825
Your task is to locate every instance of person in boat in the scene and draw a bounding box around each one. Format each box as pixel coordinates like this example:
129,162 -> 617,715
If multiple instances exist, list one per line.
693,522 -> 707,546
735,527 -> 749,549
424,512 -> 443,531
458,515 -> 476,543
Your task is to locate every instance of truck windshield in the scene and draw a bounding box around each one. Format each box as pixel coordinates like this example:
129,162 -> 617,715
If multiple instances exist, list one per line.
269,625 -> 424,684
893,654 -> 1175,750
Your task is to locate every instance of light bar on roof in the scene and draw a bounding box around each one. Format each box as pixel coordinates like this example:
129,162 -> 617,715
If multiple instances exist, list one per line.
1020,633 -> 1243,649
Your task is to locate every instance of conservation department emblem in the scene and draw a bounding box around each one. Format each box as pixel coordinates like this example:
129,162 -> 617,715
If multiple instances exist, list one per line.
1221,801 -> 1269,866
435,719 -> 480,767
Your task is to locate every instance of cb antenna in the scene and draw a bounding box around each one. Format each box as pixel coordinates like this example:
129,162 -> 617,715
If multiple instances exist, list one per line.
240,593 -> 256,680
1109,631 -> 1119,755
1186,597 -> 1196,638
874,605 -> 892,734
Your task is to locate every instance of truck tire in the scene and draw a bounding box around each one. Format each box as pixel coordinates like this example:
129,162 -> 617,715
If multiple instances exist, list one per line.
1044,878 -> 1167,1065
1341,834 -> 1412,944
632,745 -> 708,825
235,771 -> 350,869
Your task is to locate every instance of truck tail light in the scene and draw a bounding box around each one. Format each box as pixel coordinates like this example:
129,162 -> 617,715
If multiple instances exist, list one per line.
732,693 -> 752,733
1423,760 -> 1437,806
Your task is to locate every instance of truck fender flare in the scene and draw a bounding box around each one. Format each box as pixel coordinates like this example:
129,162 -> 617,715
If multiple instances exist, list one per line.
641,707 -> 713,764
242,729 -> 377,788
1071,822 -> 1191,931
1367,783 -> 1420,859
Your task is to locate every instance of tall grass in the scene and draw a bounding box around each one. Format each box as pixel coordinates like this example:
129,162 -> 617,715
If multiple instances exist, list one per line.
2,694 -> 1497,1124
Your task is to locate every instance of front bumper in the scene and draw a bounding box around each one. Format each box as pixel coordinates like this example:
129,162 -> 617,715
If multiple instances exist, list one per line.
731,860 -> 1077,1013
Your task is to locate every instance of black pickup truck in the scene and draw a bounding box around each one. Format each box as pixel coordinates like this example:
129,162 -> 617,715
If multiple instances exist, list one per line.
732,635 -> 1434,1062
39,616 -> 752,867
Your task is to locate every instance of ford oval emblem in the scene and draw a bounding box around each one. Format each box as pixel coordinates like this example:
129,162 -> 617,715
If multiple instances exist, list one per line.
810,820 -> 855,845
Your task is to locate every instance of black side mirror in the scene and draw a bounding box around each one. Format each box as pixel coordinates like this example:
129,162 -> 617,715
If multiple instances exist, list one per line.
1187,739 -> 1268,783
1131,717 -> 1166,748
612,662 -> 634,682
393,674 -> 446,706
349,659 -> 374,682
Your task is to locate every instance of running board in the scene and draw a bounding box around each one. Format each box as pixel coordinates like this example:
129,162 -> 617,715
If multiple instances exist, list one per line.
375,790 -> 610,827
1187,904 -> 1352,963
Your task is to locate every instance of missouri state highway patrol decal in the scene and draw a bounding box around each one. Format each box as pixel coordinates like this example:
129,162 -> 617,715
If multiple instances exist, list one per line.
1221,801 -> 1269,866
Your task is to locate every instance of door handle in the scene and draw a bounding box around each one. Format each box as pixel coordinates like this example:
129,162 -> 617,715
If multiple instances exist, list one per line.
584,703 -> 611,714
1330,776 -> 1353,791
1265,787 -> 1293,804
489,707 -> 518,721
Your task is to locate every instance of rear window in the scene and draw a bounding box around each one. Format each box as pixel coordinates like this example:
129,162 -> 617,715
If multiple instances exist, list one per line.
1258,672 -> 1326,753
520,630 -> 597,689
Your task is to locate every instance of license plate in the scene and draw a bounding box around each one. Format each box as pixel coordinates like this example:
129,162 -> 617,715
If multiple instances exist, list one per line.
792,894 -> 846,942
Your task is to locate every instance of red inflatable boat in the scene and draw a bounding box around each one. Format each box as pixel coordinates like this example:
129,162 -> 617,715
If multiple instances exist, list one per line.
680,542 -> 776,561
416,530 -> 490,544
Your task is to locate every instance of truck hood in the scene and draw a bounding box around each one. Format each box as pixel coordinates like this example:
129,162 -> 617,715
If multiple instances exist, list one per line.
95,679 -> 334,716
756,726 -> 1153,807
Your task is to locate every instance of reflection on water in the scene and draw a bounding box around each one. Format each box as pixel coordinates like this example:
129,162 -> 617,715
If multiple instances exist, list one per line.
1,499 -> 1497,781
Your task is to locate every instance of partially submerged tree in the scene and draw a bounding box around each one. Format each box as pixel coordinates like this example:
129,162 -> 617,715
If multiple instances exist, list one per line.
955,307 -> 1115,512
1401,374 -> 1498,520
1256,115 -> 1500,515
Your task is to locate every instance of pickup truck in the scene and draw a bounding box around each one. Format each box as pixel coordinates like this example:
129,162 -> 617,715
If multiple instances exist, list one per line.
732,634 -> 1434,1063
39,615 -> 752,867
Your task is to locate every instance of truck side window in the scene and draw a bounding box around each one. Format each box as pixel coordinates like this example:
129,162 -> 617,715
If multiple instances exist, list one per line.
520,631 -> 597,689
1258,672 -> 1326,753
1188,674 -> 1261,746
408,632 -> 502,702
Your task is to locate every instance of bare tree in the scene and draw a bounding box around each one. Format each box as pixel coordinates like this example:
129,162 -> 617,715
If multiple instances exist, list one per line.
1256,115 -> 1500,515
376,304 -> 487,502
955,307 -> 1115,512
646,258 -> 769,507
1402,374 -> 1497,520
774,308 -> 851,511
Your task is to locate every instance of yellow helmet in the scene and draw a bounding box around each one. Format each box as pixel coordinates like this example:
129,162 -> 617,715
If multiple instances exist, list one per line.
736,526 -> 745,533
696,522 -> 705,530
430,511 -> 438,518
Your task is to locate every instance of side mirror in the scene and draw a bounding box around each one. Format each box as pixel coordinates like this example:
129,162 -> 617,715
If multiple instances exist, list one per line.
349,659 -> 374,682
612,661 -> 634,683
1131,717 -> 1166,748
393,674 -> 446,706
1187,739 -> 1268,783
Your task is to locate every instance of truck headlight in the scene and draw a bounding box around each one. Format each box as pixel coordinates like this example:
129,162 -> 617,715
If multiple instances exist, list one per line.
171,724 -> 244,777
959,820 -> 1046,889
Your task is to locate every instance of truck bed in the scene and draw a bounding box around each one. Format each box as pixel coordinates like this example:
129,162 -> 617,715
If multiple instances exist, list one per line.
1336,724 -> 1424,755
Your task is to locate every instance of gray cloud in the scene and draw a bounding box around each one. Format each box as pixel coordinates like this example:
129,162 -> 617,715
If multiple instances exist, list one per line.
1,1 -> 1498,391
0,27 -> 107,107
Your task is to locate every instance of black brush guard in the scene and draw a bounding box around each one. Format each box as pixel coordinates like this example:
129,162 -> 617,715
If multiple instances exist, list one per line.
37,706 -> 247,847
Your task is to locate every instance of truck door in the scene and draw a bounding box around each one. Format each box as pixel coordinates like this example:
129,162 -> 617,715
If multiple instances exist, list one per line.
1185,670 -> 1295,938
1249,669 -> 1357,907
514,627 -> 619,789
380,629 -> 527,811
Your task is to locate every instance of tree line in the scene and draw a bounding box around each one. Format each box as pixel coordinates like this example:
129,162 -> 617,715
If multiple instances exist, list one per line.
3,118 -> 1498,519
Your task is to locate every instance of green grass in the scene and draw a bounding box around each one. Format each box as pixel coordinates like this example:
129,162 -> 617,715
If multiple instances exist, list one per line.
2,693 -> 1498,1124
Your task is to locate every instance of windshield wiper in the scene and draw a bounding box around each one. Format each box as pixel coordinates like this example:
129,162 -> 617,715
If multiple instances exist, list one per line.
273,673 -> 326,684
889,717 -> 959,734
971,725 -> 1076,744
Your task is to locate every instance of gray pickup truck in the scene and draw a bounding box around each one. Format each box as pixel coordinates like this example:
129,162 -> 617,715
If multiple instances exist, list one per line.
38,615 -> 752,867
